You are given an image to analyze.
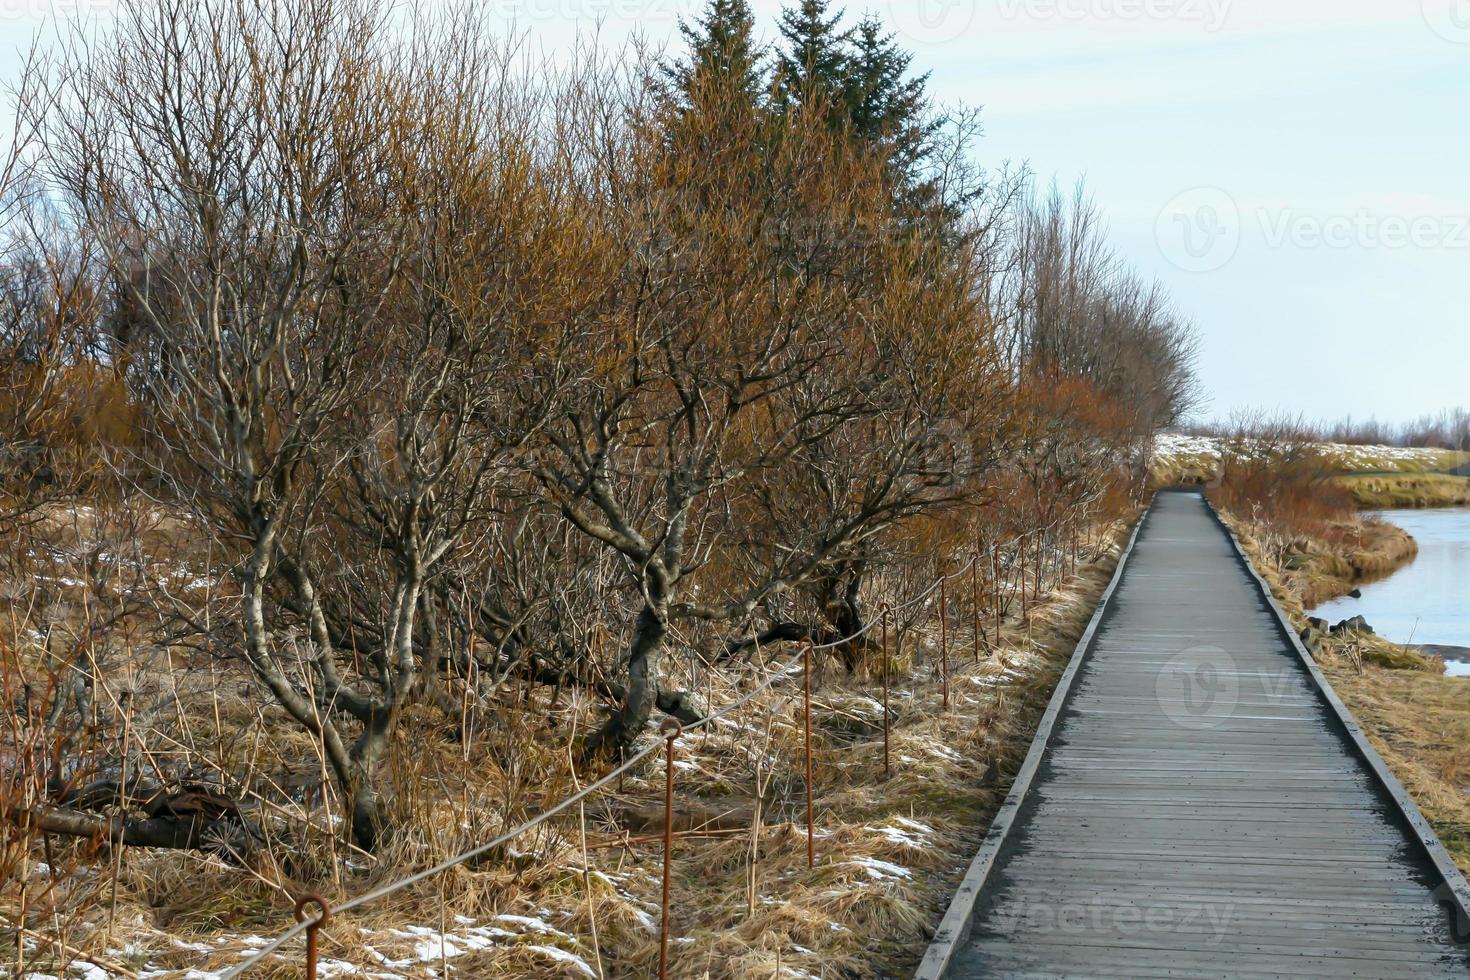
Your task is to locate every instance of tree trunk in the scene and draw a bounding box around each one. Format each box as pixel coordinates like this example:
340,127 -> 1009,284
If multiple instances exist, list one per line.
347,775 -> 387,853
5,802 -> 257,860
822,561 -> 867,671
582,601 -> 667,761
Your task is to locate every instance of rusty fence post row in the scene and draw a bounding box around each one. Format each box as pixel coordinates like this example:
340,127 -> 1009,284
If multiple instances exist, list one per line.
659,718 -> 682,980
802,640 -> 815,869
294,893 -> 331,980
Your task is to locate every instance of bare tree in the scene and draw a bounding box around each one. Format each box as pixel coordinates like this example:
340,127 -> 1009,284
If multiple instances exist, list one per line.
33,0 -> 600,849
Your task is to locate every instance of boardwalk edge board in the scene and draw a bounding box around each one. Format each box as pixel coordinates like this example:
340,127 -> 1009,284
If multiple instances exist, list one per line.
913,500 -> 1150,980
1198,492 -> 1470,941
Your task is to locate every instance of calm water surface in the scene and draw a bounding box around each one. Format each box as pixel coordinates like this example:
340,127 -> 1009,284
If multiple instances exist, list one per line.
1313,508 -> 1470,677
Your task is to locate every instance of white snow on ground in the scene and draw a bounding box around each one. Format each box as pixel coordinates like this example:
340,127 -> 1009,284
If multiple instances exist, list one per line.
525,945 -> 597,978
1152,432 -> 1452,470
1152,432 -> 1222,459
846,856 -> 913,881
115,912 -> 598,979
865,818 -> 933,849
492,914 -> 578,941
922,741 -> 962,762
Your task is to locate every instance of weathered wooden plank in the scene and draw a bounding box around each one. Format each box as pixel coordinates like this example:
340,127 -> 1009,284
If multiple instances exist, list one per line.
919,490 -> 1470,978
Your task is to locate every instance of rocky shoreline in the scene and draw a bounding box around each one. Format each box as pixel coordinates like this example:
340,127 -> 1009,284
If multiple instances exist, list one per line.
1409,643 -> 1470,665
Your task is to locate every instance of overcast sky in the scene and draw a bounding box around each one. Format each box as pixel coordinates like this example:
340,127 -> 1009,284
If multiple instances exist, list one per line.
3,0 -> 1466,425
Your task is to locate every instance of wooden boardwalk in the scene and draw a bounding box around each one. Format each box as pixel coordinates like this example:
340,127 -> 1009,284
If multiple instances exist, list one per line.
920,491 -> 1470,979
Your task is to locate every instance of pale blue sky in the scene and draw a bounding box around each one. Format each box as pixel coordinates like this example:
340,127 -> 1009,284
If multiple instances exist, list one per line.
3,0 -> 1466,424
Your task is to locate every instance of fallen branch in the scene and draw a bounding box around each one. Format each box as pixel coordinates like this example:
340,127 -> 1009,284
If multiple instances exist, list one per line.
6,802 -> 257,858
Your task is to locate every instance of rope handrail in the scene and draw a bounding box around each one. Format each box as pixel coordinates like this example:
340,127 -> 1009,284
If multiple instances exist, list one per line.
222,555 -> 978,977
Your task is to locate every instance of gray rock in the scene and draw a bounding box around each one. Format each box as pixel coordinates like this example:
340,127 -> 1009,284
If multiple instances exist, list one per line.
1330,615 -> 1374,635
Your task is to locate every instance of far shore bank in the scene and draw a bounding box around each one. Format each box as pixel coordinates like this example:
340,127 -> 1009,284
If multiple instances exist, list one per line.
1336,472 -> 1470,509
1287,516 -> 1418,609
1411,643 -> 1470,665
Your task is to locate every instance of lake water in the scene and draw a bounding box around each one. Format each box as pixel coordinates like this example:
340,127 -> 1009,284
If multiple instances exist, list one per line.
1312,508 -> 1470,677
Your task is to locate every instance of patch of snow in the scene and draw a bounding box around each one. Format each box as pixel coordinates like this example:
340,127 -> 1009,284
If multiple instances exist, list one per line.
414,932 -> 461,961
847,856 -> 913,881
865,822 -> 930,848
525,944 -> 596,978
493,915 -> 578,943
922,741 -> 961,761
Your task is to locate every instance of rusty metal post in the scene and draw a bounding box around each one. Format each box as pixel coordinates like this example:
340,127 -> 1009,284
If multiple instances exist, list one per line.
294,893 -> 331,980
971,550 -> 981,663
659,718 -> 682,980
880,605 -> 891,781
939,574 -> 950,711
802,640 -> 815,869
992,544 -> 1002,641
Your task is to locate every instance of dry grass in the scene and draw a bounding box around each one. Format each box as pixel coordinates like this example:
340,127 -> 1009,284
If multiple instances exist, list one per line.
1336,473 -> 1470,509
1317,446 -> 1469,474
1234,512 -> 1417,609
1316,665 -> 1470,877
1,505 -> 1138,979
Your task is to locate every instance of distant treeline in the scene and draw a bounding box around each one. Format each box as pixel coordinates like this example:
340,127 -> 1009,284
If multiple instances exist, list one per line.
1185,408 -> 1470,453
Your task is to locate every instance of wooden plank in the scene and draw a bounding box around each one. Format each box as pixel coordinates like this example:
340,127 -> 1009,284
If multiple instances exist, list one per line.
919,490 -> 1470,977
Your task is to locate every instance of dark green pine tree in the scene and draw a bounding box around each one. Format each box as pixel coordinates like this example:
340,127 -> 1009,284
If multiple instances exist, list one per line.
845,17 -> 929,147
774,0 -> 851,113
660,0 -> 765,111
844,14 -> 938,187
